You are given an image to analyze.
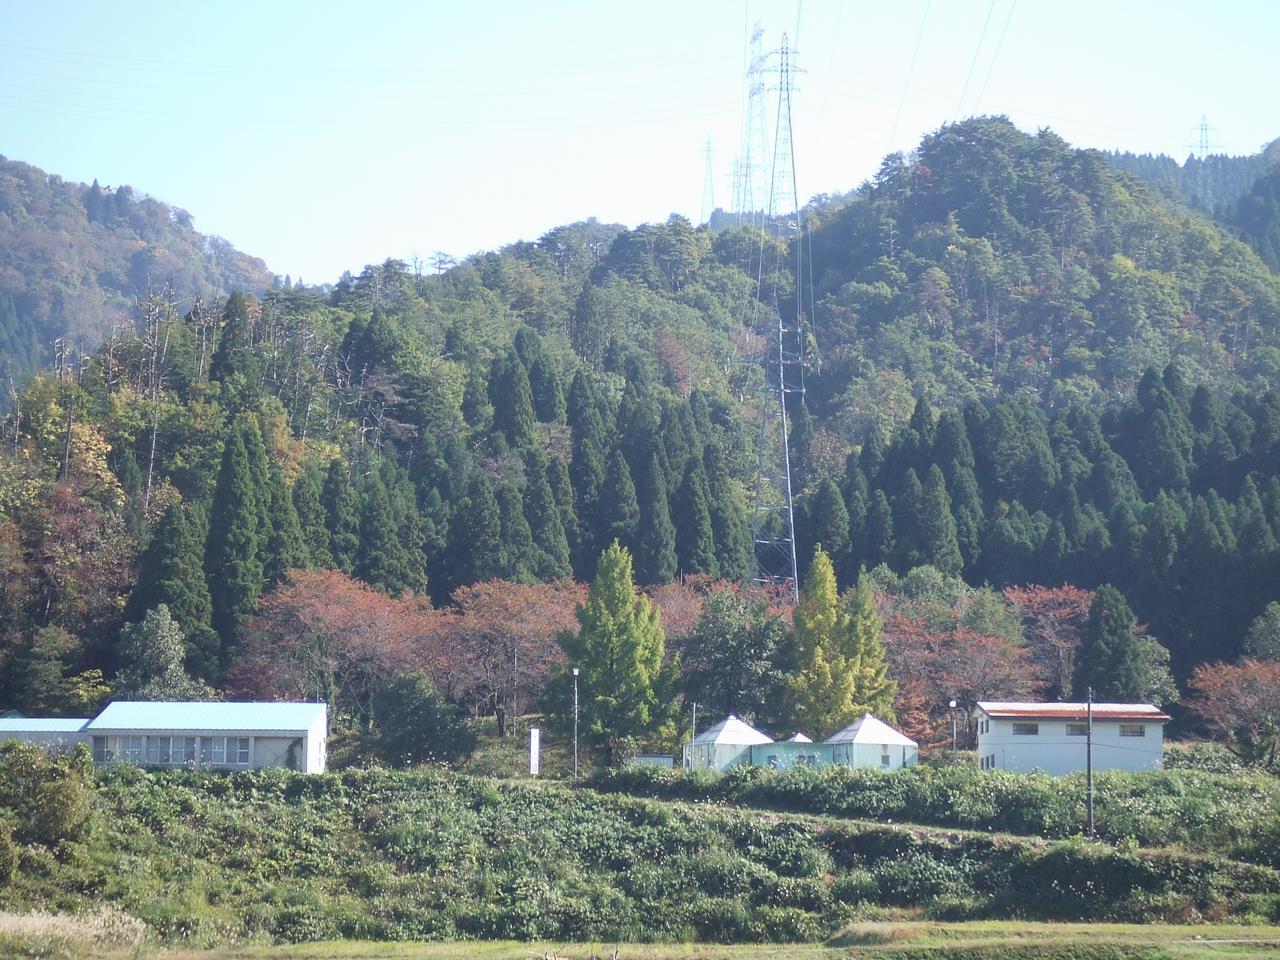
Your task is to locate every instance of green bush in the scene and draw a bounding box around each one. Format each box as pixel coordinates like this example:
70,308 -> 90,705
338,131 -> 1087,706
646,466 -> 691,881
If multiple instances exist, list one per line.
0,820 -> 15,884
0,741 -> 94,844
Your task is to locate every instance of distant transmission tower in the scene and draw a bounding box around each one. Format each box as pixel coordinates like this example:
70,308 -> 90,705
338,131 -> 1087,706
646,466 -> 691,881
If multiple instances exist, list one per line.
731,22 -> 770,226
1184,115 -> 1224,210
746,32 -> 806,602
700,138 -> 716,224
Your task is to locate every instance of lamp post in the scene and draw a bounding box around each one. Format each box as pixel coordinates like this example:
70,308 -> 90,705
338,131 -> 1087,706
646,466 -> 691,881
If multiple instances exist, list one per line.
949,699 -> 958,762
572,667 -> 580,781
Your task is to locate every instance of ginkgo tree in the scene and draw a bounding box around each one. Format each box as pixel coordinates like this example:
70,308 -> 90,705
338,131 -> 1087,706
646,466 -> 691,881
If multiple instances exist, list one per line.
786,546 -> 896,737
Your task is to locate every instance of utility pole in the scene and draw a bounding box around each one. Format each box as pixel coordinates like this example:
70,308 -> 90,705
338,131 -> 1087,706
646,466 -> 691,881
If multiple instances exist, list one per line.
1086,687 -> 1094,838
691,701 -> 698,744
572,667 -> 580,781
949,699 -> 958,762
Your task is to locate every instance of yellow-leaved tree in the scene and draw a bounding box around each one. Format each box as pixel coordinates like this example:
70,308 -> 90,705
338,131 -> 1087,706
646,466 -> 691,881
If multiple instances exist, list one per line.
787,546 -> 897,737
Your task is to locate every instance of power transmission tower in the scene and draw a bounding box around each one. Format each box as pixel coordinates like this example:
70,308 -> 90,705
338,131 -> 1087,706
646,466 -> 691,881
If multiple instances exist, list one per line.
1184,115 -> 1224,210
746,32 -> 806,603
731,22 -> 770,226
700,138 -> 716,224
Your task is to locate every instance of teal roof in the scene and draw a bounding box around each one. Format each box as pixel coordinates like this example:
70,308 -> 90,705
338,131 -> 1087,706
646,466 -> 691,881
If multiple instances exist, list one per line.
87,701 -> 325,733
0,718 -> 90,732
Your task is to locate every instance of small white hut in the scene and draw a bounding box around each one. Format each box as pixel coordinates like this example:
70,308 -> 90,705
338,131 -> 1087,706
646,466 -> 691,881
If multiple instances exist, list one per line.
826,713 -> 918,770
683,714 -> 773,772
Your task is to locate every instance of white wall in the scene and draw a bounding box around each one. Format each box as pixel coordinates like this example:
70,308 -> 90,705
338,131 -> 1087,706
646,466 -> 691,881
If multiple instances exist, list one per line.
304,709 -> 327,773
830,741 -> 918,770
976,718 -> 1163,775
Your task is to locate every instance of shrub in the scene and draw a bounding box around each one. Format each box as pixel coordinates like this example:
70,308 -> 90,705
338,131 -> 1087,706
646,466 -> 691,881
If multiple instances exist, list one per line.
0,741 -> 94,843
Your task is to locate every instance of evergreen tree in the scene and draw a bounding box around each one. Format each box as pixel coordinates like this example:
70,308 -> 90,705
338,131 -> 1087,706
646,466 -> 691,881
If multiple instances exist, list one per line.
489,348 -> 538,449
241,417 -> 274,546
546,456 -> 581,574
356,471 -> 413,595
553,542 -> 679,761
448,475 -> 506,588
705,442 -> 752,581
292,465 -> 332,569
1244,602 -> 1280,661
205,421 -> 265,667
524,458 -> 572,580
1073,585 -> 1176,705
806,478 -> 852,587
528,353 -> 566,422
865,489 -> 896,568
919,464 -> 963,576
127,502 -> 219,680
263,466 -> 307,583
496,481 -> 538,582
208,292 -> 256,384
115,605 -> 210,701
599,449 -> 640,553
673,457 -> 718,577
893,468 -> 925,569
569,432 -> 606,573
322,459 -> 359,574
635,455 -> 676,584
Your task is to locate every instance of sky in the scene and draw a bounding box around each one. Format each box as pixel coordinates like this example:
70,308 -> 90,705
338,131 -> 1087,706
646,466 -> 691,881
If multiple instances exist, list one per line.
2,0 -> 1277,284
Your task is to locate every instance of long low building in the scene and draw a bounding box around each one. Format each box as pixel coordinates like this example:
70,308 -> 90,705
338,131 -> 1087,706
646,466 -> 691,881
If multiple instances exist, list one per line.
0,701 -> 328,773
974,701 -> 1168,775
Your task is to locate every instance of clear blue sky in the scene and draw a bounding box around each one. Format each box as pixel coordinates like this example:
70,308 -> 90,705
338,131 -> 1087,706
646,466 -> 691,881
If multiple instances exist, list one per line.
2,1 -> 1276,284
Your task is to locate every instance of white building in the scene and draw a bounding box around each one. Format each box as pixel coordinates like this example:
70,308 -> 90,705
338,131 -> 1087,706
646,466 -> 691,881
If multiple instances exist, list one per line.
1,702 -> 328,773
825,713 -> 919,770
974,701 -> 1168,775
0,717 -> 90,748
683,714 -> 773,772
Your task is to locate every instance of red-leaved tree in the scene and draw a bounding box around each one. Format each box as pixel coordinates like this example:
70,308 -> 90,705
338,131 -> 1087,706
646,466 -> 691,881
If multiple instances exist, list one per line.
1186,659 -> 1280,766
447,578 -> 583,735
1003,584 -> 1092,698
228,569 -> 441,725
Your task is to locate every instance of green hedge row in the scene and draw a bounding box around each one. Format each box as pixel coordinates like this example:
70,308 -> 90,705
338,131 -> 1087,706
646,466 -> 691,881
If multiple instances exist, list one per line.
588,763 -> 1280,868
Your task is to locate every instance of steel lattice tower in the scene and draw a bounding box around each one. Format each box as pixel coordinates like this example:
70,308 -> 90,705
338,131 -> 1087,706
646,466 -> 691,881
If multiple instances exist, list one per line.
731,23 -> 770,226
747,33 -> 805,602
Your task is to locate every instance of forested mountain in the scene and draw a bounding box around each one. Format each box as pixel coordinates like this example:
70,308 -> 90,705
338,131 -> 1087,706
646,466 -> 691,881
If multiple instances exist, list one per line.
1108,138 -> 1280,216
0,155 -> 274,382
2,117 -> 1279,746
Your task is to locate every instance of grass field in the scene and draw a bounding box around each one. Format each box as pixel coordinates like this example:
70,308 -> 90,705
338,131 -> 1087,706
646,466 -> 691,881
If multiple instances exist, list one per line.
14,920 -> 1280,960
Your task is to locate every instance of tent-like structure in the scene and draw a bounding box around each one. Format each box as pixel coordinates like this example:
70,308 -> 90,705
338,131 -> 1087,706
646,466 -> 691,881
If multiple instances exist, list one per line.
683,714 -> 773,771
785,733 -> 813,743
825,713 -> 919,770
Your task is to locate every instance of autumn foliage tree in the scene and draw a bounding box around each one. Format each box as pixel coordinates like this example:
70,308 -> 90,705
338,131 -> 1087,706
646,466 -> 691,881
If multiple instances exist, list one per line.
447,578 -> 583,735
228,569 -> 439,725
1187,658 -> 1280,766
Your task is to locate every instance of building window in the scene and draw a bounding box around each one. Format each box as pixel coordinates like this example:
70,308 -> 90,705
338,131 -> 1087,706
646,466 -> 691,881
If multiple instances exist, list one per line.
1012,723 -> 1039,736
121,735 -> 144,762
92,736 -> 112,763
182,737 -> 198,765
1119,724 -> 1145,737
880,753 -> 890,767
1066,723 -> 1088,736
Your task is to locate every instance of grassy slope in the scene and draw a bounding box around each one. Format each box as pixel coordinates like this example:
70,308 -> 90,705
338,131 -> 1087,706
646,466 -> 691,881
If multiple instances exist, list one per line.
3,765 -> 1280,953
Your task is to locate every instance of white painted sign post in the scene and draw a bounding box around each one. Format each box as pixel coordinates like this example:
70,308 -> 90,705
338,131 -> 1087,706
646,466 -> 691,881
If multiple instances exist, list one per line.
529,726 -> 540,776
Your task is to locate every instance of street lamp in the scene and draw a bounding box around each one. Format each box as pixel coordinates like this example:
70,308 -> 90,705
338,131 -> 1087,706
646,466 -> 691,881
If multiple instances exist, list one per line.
949,699 -> 958,762
572,667 -> 580,781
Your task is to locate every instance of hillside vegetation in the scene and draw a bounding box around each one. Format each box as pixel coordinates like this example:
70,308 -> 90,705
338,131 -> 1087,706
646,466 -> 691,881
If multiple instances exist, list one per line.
0,749 -> 1278,950
0,154 -> 273,379
2,118 -> 1280,757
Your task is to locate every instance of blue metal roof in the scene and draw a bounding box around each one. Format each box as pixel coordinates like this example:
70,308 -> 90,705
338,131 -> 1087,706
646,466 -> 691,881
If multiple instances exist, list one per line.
0,718 -> 90,732
87,701 -> 326,733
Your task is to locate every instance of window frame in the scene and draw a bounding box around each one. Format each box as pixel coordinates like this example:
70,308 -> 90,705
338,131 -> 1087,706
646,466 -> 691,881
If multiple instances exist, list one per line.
1119,723 -> 1146,738
1011,722 -> 1039,736
1066,723 -> 1088,736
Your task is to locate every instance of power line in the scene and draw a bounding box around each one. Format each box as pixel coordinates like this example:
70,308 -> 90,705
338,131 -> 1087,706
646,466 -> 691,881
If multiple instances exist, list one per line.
973,0 -> 1016,114
887,0 -> 932,156
953,0 -> 997,122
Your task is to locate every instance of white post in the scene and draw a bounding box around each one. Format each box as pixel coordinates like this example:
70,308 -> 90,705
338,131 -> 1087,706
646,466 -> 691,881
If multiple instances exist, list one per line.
529,726 -> 540,776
